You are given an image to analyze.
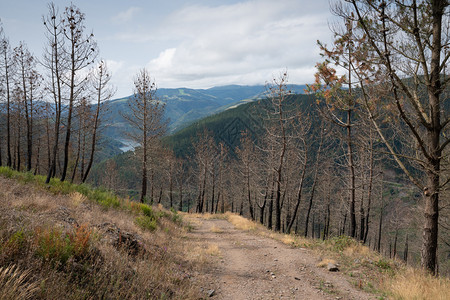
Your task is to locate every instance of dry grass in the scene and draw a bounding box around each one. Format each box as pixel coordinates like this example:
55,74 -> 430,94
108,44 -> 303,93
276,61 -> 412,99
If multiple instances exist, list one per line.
210,225 -> 223,233
205,243 -> 221,256
343,242 -> 371,257
224,212 -> 258,230
187,212 -> 225,220
0,265 -> 39,300
389,268 -> 450,300
185,243 -> 221,265
317,258 -> 337,268
69,192 -> 87,207
0,175 -> 204,299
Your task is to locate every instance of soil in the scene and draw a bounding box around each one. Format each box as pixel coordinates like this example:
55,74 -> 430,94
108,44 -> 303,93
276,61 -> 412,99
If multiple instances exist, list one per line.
189,218 -> 375,300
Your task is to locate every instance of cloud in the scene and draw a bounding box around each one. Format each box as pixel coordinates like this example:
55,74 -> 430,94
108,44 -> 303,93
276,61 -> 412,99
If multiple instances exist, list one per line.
105,59 -> 141,97
113,7 -> 141,24
145,0 -> 331,88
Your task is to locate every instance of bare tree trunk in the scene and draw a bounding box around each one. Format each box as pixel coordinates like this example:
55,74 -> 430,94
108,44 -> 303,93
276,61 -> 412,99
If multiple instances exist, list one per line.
267,189 -> 274,230
377,190 -> 384,253
44,4 -> 63,184
210,169 -> 215,213
169,175 -> 173,208
286,147 -> 307,233
404,234 -> 409,263
393,229 -> 398,259
324,204 -> 331,240
70,122 -> 82,183
140,150 -> 147,203
347,109 -> 356,238
2,41 -> 12,168
312,214 -> 315,239
364,133 -> 374,243
246,169 -> 254,219
178,176 -> 183,211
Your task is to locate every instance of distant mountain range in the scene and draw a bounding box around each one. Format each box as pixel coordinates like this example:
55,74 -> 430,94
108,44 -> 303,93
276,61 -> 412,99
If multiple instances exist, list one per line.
101,84 -> 307,154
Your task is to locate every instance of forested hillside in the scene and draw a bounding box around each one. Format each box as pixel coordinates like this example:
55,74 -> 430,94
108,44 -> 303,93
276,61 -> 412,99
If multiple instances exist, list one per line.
99,84 -> 307,155
0,0 -> 448,288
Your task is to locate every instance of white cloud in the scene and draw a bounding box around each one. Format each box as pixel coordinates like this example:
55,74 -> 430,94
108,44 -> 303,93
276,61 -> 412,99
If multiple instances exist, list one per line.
113,7 -> 141,24
143,0 -> 331,88
149,48 -> 176,70
105,59 -> 141,97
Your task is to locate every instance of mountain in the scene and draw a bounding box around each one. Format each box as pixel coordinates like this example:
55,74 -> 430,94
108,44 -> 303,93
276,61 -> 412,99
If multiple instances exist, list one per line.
101,84 -> 307,155
163,93 -> 316,157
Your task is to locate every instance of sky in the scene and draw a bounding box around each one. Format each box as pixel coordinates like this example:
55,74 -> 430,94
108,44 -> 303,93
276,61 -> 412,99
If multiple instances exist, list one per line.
0,0 -> 336,98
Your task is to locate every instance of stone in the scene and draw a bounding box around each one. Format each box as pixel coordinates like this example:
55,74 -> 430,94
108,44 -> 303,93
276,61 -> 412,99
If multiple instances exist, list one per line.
327,263 -> 339,272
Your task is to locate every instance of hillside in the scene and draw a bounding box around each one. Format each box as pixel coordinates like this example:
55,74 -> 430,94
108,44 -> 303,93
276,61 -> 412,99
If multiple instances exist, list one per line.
1,169 -> 448,299
163,92 -> 316,157
100,84 -> 307,155
0,168 -> 207,299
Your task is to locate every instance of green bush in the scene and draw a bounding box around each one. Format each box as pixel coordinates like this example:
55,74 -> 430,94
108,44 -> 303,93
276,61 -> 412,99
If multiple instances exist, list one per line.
35,225 -> 92,267
0,228 -> 28,261
35,228 -> 74,266
0,166 -> 14,178
23,172 -> 35,183
327,235 -> 355,252
156,211 -> 169,219
140,204 -> 154,218
375,258 -> 392,270
135,216 -> 157,231
170,208 -> 182,224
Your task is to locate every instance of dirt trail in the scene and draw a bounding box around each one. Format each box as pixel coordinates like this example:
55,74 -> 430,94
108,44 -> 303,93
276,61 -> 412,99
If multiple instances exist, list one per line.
190,218 -> 374,300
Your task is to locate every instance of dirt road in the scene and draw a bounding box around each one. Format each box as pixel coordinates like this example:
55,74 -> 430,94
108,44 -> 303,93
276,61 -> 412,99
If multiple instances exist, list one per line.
189,218 -> 374,300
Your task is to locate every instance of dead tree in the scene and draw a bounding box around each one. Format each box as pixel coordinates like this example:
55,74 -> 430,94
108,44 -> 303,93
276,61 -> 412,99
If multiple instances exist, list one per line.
123,69 -> 166,203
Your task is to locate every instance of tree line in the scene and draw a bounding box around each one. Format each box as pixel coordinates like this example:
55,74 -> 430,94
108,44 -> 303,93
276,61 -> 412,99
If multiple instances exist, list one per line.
0,3 -> 115,183
97,0 -> 448,276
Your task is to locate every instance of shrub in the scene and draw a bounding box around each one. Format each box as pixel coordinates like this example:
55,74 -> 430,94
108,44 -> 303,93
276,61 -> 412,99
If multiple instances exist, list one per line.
375,258 -> 392,270
0,229 -> 28,262
326,235 -> 355,252
35,225 -> 92,266
0,167 -> 14,178
170,208 -> 182,224
68,224 -> 92,258
23,172 -> 34,183
135,216 -> 157,231
140,204 -> 154,218
35,227 -> 74,266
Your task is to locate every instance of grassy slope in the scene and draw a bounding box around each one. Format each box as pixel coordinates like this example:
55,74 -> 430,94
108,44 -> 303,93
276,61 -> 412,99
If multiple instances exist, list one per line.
0,167 -> 214,299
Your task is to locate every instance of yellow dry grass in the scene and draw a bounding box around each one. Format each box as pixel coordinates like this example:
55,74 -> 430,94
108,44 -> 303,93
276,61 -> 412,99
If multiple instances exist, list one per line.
317,258 -> 337,268
205,243 -> 221,256
224,212 -> 258,230
210,225 -> 223,233
343,243 -> 370,257
279,234 -> 310,247
0,265 -> 39,300
389,268 -> 450,300
185,213 -> 218,220
70,192 -> 87,207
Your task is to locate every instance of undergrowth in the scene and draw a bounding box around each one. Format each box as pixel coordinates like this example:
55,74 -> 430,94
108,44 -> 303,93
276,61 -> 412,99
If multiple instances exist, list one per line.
0,167 -> 200,299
